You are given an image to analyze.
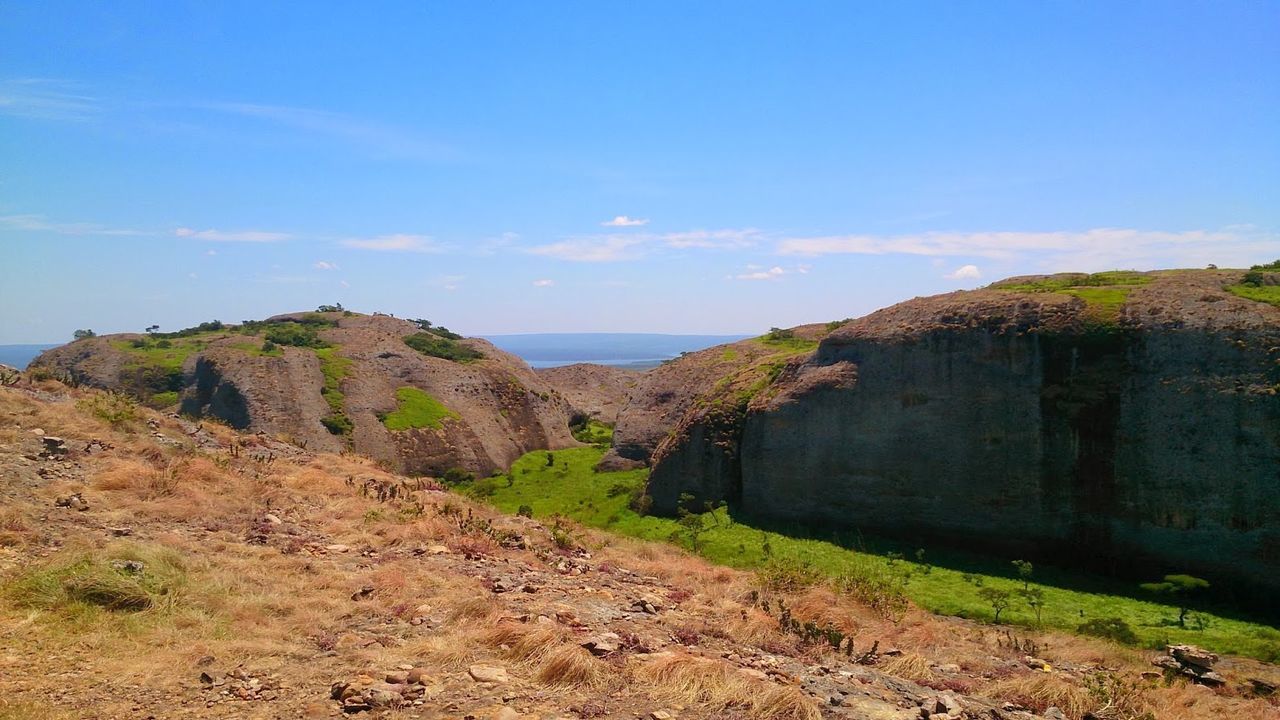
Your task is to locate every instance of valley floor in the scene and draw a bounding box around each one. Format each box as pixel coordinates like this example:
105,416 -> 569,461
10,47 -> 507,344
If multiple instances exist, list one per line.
0,383 -> 1277,720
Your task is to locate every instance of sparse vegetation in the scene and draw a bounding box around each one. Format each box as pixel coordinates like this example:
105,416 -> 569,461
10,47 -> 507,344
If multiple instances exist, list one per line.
993,271 -> 1152,323
481,445 -> 1280,660
570,418 -> 613,446
403,332 -> 484,363
72,329 -> 95,340
76,391 -> 138,426
1141,574 -> 1210,628
758,327 -> 819,352
381,386 -> 459,431
314,347 -> 353,435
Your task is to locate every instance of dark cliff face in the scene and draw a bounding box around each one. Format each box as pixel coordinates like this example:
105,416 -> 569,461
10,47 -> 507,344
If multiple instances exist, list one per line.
647,271 -> 1280,599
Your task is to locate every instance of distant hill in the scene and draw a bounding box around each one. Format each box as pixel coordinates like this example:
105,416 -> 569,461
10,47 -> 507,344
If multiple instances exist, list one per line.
0,344 -> 61,369
482,333 -> 751,368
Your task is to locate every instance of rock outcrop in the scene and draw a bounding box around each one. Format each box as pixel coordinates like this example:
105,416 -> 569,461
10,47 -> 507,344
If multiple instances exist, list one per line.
534,362 -> 637,425
645,270 -> 1280,600
32,312 -> 580,476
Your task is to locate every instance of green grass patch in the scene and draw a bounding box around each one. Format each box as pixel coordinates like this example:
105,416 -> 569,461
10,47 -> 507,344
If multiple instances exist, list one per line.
481,446 -> 1280,661
381,386 -> 459,431
2,542 -> 214,638
229,341 -> 283,357
720,348 -> 740,361
755,329 -> 819,353
147,390 -> 180,408
113,333 -> 227,373
1227,283 -> 1280,308
993,271 -> 1152,324
403,332 -> 484,363
571,419 -> 613,446
314,347 -> 353,435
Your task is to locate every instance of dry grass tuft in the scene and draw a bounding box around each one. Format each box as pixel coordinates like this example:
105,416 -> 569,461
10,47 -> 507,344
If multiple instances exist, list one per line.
447,594 -> 500,623
535,644 -> 610,688
880,652 -> 938,684
484,622 -> 564,663
980,672 -> 1092,718
636,652 -> 821,719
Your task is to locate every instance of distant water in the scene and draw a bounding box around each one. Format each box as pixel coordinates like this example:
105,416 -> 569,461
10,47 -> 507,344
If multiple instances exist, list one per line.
483,333 -> 750,370
0,344 -> 60,369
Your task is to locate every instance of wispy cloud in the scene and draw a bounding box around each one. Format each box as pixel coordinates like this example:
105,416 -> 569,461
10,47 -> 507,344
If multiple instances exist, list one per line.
730,264 -> 810,281
430,274 -> 464,291
200,102 -> 455,161
775,227 -> 1277,270
0,214 -> 144,237
945,264 -> 982,280
527,227 -> 762,262
601,215 -> 649,227
532,279 -> 555,287
0,79 -> 99,121
341,234 -> 444,252
527,235 -> 647,262
313,260 -> 338,270
665,228 -> 761,249
176,227 -> 291,242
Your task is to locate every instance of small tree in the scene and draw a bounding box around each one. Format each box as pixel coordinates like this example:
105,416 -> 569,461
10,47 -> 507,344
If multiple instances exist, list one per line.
978,587 -> 1012,623
1140,574 -> 1209,628
1012,559 -> 1034,590
145,324 -> 160,334
72,329 -> 96,340
1019,587 -> 1046,625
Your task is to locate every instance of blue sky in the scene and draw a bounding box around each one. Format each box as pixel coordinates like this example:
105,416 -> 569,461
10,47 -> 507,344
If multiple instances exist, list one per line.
1,1 -> 1277,343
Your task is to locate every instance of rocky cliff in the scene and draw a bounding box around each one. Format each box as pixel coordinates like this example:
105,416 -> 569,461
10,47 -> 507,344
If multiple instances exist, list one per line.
32,311 -> 580,476
644,270 -> 1280,599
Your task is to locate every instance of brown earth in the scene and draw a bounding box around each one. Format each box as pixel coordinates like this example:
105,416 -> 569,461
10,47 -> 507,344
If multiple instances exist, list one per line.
32,313 -> 580,478
534,364 -> 639,425
643,269 -> 1280,605
3,380 -> 1277,720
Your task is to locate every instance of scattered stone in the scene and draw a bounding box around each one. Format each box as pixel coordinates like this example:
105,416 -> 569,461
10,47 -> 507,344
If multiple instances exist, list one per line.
581,632 -> 621,656
350,585 -> 375,601
493,708 -> 520,720
108,526 -> 133,537
427,545 -> 450,555
263,513 -> 283,525
1153,645 -> 1226,686
1043,707 -> 1068,720
111,560 -> 145,574
326,544 -> 351,553
650,710 -> 674,720
1170,644 -> 1218,670
406,667 -> 431,685
385,671 -> 408,685
468,664 -> 510,684
41,436 -> 68,455
55,493 -> 89,511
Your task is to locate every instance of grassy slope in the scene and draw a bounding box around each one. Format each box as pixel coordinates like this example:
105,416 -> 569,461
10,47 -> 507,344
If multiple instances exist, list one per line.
488,446 -> 1280,661
1227,284 -> 1280,308
993,271 -> 1152,324
382,387 -> 459,430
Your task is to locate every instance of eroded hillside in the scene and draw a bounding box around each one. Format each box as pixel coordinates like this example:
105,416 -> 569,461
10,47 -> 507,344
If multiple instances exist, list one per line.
30,311 -> 579,477
2,377 -> 1278,719
641,269 -> 1280,607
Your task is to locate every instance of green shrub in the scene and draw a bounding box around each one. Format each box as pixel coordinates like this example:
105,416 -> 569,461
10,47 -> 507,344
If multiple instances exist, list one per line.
606,482 -> 632,498
441,467 -> 475,486
757,556 -> 822,592
403,332 -> 483,362
1078,617 -> 1139,644
148,391 -> 180,408
517,505 -> 533,518
320,414 -> 353,435
263,323 -> 328,348
76,392 -> 138,426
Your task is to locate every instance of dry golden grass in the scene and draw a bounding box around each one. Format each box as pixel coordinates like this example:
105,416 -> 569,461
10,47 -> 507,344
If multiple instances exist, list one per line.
635,652 -> 821,720
880,652 -> 938,684
979,673 -> 1093,718
535,644 -> 610,688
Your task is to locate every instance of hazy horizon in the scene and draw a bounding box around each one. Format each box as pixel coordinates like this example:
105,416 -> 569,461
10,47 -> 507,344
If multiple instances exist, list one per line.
2,2 -> 1277,344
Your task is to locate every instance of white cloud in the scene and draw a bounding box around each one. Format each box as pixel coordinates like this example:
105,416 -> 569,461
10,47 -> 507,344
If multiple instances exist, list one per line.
532,279 -> 555,287
341,234 -> 443,252
527,235 -> 647,262
313,260 -> 339,270
205,249 -> 217,256
0,214 -> 144,236
339,279 -> 350,288
601,215 -> 649,227
775,227 -> 1278,271
731,264 -> 810,281
176,227 -> 291,242
188,272 -> 198,279
428,274 -> 464,291
945,264 -> 982,280
664,228 -> 761,249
